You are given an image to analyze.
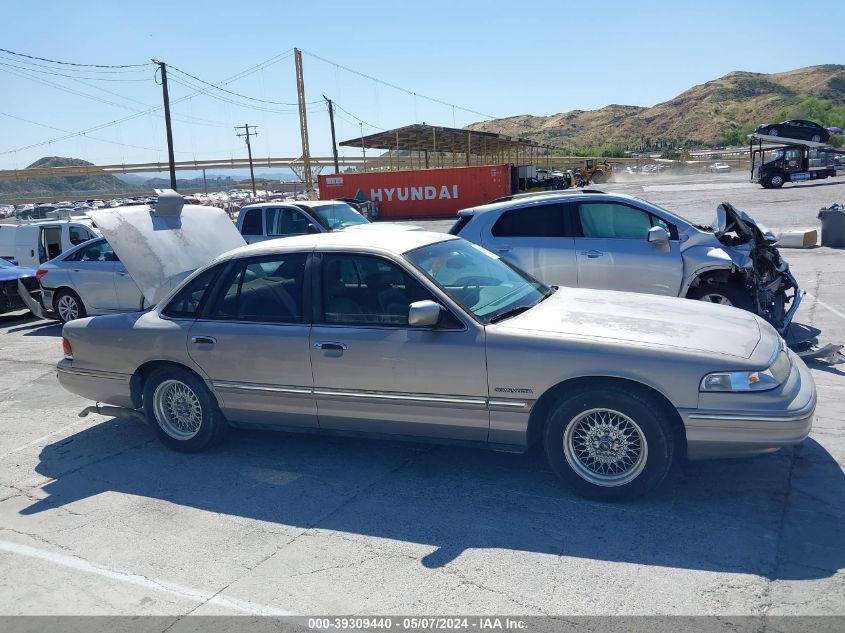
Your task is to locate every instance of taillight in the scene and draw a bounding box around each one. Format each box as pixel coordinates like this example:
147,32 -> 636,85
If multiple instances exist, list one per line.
62,337 -> 73,360
36,269 -> 48,281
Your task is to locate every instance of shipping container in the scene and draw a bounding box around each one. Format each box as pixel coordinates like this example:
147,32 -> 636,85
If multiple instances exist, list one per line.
318,165 -> 513,220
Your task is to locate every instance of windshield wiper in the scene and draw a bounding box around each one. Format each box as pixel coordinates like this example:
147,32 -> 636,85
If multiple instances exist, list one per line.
488,305 -> 533,324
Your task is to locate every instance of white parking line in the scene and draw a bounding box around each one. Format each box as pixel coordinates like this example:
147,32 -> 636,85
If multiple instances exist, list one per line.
805,292 -> 845,322
0,419 -> 90,461
0,540 -> 294,616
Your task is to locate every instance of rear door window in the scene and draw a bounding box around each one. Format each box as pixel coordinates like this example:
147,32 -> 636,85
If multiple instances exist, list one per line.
491,203 -> 573,237
240,209 -> 263,236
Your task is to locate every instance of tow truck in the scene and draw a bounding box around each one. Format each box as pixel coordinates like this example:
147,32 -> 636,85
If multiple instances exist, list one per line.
749,133 -> 843,188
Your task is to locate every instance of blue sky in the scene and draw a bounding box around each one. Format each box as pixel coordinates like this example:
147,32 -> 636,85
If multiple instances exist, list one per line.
2,0 -> 843,170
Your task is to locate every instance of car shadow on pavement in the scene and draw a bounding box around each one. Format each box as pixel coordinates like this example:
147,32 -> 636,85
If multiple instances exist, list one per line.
21,416 -> 845,580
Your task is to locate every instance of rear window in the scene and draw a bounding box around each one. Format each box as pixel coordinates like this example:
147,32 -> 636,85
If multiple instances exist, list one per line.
449,215 -> 473,235
161,265 -> 223,319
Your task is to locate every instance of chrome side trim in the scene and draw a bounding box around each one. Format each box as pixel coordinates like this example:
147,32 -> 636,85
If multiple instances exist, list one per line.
212,381 -> 312,395
313,388 -> 487,408
686,411 -> 813,423
488,399 -> 529,409
56,366 -> 128,381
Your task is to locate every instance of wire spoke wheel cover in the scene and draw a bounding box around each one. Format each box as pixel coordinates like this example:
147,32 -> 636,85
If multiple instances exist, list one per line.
152,379 -> 203,440
57,295 -> 79,321
564,408 -> 648,487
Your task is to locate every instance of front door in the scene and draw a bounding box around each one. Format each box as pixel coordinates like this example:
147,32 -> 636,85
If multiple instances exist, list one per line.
185,254 -> 317,428
573,201 -> 683,296
480,202 -> 578,287
310,252 -> 489,441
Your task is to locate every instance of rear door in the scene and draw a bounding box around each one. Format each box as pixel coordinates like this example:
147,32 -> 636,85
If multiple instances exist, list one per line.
573,200 -> 683,296
185,253 -> 317,428
38,225 -> 63,263
62,239 -> 121,310
480,202 -> 578,287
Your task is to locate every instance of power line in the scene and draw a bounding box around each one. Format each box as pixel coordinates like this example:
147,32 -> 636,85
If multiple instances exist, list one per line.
0,60 -> 151,82
301,49 -> 496,120
0,47 -> 150,69
332,101 -> 387,132
167,64 -> 319,107
0,49 -> 304,155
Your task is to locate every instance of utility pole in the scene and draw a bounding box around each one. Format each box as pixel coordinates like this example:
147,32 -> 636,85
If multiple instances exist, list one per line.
152,59 -> 177,190
235,124 -> 258,197
360,122 -> 366,171
323,95 -> 339,173
293,48 -> 313,193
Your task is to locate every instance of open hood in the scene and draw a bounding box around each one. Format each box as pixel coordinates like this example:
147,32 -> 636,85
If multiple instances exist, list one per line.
714,202 -> 779,244
89,190 -> 245,304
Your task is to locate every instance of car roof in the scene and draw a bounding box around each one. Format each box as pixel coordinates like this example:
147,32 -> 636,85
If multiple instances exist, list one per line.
240,200 -> 349,210
462,190 -> 632,215
214,229 -> 458,263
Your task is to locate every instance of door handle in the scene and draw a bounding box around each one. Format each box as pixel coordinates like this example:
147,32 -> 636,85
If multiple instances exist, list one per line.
117,269 -> 129,276
314,341 -> 348,351
496,246 -> 512,253
191,335 -> 217,345
580,250 -> 604,258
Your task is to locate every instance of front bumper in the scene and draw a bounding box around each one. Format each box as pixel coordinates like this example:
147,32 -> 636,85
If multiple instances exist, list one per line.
680,350 -> 816,460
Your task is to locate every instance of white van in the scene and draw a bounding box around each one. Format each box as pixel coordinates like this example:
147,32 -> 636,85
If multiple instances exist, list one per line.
0,219 -> 100,269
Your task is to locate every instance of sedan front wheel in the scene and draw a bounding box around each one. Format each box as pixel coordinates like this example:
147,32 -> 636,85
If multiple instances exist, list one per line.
544,386 -> 675,500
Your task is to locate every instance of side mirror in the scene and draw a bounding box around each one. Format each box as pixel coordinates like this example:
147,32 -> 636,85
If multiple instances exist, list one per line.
647,226 -> 670,246
306,223 -> 320,234
408,300 -> 442,327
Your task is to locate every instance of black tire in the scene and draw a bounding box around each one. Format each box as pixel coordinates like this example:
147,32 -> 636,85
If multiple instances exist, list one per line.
544,386 -> 674,500
591,170 -> 606,183
768,128 -> 779,137
142,366 -> 228,452
53,288 -> 86,324
768,174 -> 785,188
688,281 -> 753,311
811,134 -> 822,143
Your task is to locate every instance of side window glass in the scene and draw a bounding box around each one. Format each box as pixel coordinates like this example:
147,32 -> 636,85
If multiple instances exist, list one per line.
322,254 -> 434,326
76,241 -> 116,262
267,208 -> 311,237
162,265 -> 222,319
579,203 -> 651,239
240,209 -> 262,236
208,255 -> 306,323
69,226 -> 93,246
491,204 -> 568,237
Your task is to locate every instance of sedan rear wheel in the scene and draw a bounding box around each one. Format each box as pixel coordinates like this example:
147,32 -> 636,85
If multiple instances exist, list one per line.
53,289 -> 86,324
768,128 -> 779,137
811,134 -> 822,143
544,386 -> 674,500
143,366 -> 227,452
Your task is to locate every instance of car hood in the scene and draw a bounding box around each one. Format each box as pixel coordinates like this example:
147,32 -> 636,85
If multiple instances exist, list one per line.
89,195 -> 245,304
0,266 -> 35,281
498,287 -> 762,359
714,202 -> 778,244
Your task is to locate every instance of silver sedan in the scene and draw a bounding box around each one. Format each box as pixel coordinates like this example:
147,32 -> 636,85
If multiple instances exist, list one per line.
37,237 -> 145,323
57,230 -> 816,500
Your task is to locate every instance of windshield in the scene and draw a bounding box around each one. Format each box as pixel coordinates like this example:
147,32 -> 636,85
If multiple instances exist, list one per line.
405,239 -> 548,323
312,203 -> 368,230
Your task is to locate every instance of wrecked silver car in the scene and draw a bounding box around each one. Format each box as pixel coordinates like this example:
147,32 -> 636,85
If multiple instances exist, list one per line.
451,192 -> 801,333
